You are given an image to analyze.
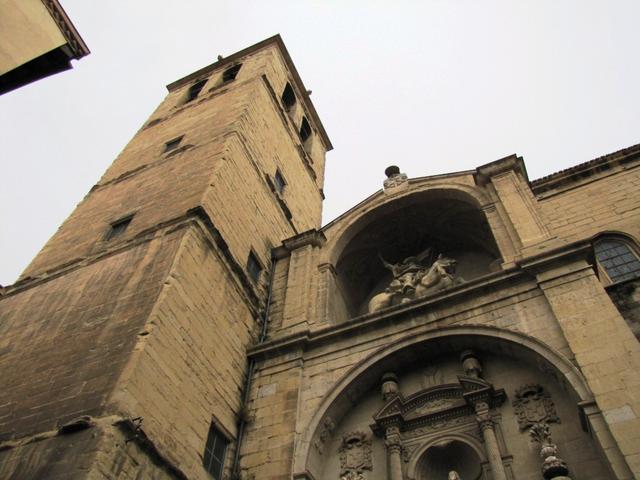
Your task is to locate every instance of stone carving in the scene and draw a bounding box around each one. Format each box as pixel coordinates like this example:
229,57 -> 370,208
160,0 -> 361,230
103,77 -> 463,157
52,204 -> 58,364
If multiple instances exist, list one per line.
529,423 -> 572,479
339,431 -> 372,477
414,397 -> 453,415
381,372 -> 400,402
512,384 -> 559,431
422,365 -> 444,388
340,472 -> 364,480
313,416 -> 336,454
460,350 -> 482,378
368,252 -> 464,313
383,165 -> 408,190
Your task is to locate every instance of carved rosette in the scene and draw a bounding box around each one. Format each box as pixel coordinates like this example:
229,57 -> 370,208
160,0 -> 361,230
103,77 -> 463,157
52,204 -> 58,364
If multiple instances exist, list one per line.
339,431 -> 372,477
512,384 -> 559,431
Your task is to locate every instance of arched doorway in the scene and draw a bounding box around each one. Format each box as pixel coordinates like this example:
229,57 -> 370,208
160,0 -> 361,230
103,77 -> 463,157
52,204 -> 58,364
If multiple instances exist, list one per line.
413,439 -> 484,480
293,326 -> 614,480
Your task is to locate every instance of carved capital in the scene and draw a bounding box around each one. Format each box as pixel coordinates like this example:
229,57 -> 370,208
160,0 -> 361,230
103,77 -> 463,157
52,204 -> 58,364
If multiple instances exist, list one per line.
385,426 -> 402,454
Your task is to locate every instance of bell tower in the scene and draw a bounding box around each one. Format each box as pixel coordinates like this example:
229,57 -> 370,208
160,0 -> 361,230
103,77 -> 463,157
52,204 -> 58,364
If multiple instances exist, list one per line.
0,35 -> 331,479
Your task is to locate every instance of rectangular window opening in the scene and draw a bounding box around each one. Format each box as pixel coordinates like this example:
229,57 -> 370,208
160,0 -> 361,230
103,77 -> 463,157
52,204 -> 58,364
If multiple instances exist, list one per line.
299,116 -> 312,143
203,422 -> 229,480
164,135 -> 184,152
105,215 -> 133,241
222,64 -> 242,83
281,82 -> 296,111
274,169 -> 286,195
247,251 -> 262,283
186,79 -> 207,103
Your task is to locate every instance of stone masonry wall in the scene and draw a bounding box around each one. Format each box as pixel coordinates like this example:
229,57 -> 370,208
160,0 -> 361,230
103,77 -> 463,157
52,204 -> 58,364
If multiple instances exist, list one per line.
537,165 -> 640,244
0,230 -> 182,443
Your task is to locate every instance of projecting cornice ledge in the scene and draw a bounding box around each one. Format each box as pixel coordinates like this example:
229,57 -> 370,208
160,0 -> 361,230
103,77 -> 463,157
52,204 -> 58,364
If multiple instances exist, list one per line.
247,267 -> 531,361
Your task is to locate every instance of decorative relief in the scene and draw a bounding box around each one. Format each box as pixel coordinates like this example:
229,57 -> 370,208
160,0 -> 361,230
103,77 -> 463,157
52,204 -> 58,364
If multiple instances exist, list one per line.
401,416 -> 470,439
313,417 -> 335,454
512,384 -> 559,431
413,397 -> 455,415
529,423 -> 571,479
422,365 -> 444,388
383,165 -> 408,190
368,250 -> 464,313
339,431 -> 372,477
384,426 -> 403,455
401,444 -> 419,463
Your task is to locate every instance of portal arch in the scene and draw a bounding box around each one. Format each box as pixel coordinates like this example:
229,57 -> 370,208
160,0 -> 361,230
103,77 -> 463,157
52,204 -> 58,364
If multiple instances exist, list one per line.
293,325 -> 593,479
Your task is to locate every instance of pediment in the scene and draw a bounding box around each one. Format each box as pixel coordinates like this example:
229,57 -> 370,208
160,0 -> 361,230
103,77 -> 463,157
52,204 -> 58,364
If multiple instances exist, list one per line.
371,377 -> 505,436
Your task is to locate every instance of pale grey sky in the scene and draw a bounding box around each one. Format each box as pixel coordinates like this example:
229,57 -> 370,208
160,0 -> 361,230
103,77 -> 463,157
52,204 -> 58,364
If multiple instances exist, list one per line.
1,0 -> 639,286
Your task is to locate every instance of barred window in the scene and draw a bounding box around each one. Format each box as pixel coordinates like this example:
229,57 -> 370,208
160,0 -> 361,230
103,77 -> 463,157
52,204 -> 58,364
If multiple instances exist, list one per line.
595,239 -> 640,284
203,422 -> 228,479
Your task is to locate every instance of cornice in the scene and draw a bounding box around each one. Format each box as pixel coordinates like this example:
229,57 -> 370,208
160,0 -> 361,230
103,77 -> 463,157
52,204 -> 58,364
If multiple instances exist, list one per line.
41,0 -> 90,58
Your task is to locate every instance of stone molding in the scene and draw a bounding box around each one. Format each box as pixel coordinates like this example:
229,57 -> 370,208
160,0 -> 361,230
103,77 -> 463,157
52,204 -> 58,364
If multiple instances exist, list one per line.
292,325 -> 594,478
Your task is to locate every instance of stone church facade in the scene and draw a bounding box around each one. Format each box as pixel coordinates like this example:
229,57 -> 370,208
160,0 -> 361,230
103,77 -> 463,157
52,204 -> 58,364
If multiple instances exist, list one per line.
1,35 -> 639,480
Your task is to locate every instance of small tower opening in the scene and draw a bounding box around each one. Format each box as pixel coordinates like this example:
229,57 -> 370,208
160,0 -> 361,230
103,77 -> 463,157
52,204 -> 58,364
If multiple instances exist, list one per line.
274,169 -> 286,195
164,135 -> 184,152
247,251 -> 263,283
281,82 -> 297,111
222,64 -> 242,83
185,79 -> 207,103
105,215 -> 133,241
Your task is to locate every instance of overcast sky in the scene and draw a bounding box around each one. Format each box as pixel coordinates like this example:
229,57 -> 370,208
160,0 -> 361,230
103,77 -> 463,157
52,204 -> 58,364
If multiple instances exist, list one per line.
1,1 -> 639,286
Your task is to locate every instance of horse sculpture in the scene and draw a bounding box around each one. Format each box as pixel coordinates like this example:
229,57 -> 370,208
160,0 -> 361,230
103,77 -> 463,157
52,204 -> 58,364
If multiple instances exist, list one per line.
414,255 -> 462,297
368,255 -> 463,313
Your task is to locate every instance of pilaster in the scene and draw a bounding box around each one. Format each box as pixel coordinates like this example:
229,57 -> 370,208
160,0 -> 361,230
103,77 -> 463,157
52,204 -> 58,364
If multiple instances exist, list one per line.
522,245 -> 640,478
280,230 -> 326,332
475,154 -> 550,249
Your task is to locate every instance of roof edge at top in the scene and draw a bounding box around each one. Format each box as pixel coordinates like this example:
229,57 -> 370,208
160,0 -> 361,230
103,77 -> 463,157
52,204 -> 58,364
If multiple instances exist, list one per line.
530,142 -> 640,193
42,0 -> 90,58
166,34 -> 332,151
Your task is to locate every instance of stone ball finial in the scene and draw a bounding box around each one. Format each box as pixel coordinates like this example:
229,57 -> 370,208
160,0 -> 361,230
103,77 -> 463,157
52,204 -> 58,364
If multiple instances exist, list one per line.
385,165 -> 401,178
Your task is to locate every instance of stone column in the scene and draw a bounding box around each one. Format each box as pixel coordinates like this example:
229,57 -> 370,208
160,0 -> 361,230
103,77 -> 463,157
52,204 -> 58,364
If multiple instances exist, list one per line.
476,403 -> 507,480
385,426 -> 404,480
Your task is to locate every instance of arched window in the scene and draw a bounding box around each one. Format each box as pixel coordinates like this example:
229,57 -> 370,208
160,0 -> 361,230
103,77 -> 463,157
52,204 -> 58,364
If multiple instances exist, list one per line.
594,238 -> 640,284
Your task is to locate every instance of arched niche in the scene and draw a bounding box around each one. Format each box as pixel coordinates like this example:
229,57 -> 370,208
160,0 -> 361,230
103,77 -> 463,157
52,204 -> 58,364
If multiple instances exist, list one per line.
409,436 -> 486,480
333,188 -> 501,316
293,326 -> 606,480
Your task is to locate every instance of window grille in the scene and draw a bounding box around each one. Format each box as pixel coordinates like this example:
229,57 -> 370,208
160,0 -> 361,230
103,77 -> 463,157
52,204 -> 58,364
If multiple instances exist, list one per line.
595,239 -> 640,283
203,422 -> 228,479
